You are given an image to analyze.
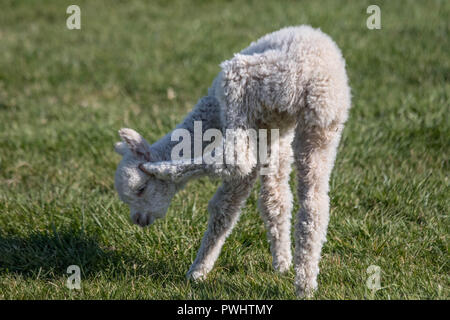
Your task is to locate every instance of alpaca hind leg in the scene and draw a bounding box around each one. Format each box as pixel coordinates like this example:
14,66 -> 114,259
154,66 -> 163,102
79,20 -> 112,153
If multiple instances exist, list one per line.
293,124 -> 343,297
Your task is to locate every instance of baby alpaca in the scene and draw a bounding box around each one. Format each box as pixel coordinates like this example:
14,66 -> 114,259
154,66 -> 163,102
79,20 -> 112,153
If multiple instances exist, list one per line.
114,25 -> 351,297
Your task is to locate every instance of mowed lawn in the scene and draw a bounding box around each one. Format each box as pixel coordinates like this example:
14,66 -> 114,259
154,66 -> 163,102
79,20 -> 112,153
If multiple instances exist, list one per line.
0,0 -> 448,299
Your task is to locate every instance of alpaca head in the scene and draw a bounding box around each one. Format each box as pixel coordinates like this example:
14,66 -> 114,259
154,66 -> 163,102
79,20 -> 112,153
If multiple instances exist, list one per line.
114,128 -> 178,227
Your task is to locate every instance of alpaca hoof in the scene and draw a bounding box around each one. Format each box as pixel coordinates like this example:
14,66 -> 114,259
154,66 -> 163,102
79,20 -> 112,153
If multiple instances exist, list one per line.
186,269 -> 208,281
295,280 -> 317,298
296,286 -> 316,298
295,272 -> 318,298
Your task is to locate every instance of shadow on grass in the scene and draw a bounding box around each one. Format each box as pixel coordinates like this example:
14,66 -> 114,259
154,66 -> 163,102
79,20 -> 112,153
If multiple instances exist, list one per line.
0,228 -> 288,298
0,228 -> 187,284
0,229 -> 118,279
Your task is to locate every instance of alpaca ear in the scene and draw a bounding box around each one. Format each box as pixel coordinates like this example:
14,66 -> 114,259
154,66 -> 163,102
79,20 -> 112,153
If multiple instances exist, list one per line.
139,158 -> 209,182
118,128 -> 151,161
138,163 -> 170,179
114,142 -> 128,156
138,161 -> 184,181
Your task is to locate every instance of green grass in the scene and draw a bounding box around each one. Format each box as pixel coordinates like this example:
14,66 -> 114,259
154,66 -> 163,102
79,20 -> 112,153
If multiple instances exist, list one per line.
0,0 -> 448,299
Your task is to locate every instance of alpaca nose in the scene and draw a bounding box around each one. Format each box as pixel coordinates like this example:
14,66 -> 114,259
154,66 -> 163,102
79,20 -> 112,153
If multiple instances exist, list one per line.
131,212 -> 155,227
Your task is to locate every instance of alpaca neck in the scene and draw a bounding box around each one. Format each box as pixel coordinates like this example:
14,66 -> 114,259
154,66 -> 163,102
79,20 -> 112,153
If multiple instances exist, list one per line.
150,95 -> 223,163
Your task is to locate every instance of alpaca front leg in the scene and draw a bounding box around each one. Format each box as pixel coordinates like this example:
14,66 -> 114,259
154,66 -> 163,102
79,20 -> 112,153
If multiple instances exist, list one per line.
259,173 -> 293,273
293,126 -> 342,297
258,134 -> 294,273
187,173 -> 257,280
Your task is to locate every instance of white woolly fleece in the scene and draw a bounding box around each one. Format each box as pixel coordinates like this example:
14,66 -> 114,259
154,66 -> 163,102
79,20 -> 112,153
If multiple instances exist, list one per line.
114,25 -> 351,298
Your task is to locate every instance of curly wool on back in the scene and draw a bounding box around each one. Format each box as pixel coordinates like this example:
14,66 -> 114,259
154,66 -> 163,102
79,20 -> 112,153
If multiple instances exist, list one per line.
114,25 -> 351,297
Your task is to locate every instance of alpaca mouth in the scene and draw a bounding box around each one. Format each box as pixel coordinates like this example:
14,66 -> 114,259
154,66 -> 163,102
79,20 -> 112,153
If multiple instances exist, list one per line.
131,212 -> 155,227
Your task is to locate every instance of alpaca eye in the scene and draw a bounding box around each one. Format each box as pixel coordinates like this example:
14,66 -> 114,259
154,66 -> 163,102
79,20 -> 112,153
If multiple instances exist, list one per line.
136,185 -> 146,196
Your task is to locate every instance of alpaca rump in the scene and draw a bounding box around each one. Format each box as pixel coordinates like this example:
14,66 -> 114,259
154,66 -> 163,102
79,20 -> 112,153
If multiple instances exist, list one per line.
114,25 -> 351,297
